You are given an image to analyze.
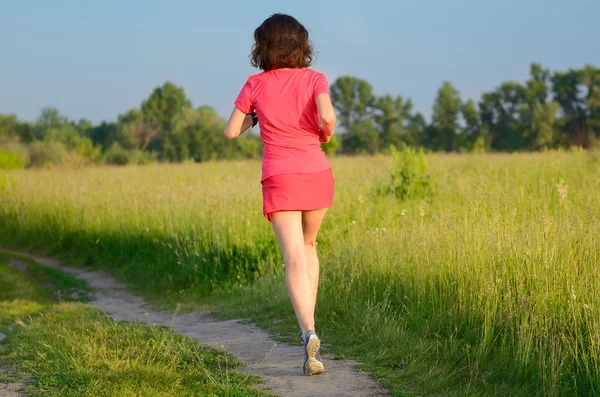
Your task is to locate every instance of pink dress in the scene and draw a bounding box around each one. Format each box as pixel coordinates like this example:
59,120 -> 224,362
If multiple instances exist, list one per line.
234,68 -> 334,221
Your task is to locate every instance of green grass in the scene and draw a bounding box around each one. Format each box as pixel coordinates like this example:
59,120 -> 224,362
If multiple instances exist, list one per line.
0,254 -> 270,396
1,151 -> 599,395
0,252 -> 89,331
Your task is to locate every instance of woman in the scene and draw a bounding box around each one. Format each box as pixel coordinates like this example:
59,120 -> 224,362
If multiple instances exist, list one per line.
224,13 -> 336,376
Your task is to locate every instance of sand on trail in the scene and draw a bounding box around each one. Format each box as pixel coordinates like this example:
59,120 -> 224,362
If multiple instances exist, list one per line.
0,372 -> 28,397
1,250 -> 386,397
0,366 -> 28,397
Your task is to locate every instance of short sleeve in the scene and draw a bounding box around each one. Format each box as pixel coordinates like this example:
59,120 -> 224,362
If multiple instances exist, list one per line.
234,79 -> 253,114
314,73 -> 330,97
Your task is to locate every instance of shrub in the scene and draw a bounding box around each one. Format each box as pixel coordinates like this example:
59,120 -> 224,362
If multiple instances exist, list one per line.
104,144 -> 153,166
28,141 -> 70,167
0,148 -> 26,170
76,137 -> 103,164
0,138 -> 30,162
104,143 -> 130,165
386,145 -> 433,200
128,150 -> 153,165
471,136 -> 488,154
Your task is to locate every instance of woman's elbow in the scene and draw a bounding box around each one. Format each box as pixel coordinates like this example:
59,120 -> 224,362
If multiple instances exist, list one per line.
322,113 -> 336,128
224,127 -> 236,140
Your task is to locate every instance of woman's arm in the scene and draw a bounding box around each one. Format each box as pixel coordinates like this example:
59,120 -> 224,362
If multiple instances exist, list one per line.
316,93 -> 336,143
224,107 -> 255,140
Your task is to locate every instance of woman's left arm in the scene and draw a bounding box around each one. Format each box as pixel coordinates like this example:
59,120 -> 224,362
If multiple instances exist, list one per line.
224,107 -> 255,140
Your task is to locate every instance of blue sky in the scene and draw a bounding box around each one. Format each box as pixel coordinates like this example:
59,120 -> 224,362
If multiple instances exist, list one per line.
1,0 -> 599,124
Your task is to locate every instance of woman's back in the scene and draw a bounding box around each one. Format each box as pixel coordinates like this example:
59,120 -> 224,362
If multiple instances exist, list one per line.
235,68 -> 331,181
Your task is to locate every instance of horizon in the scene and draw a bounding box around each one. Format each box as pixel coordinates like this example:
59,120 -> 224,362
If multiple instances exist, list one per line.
1,0 -> 599,124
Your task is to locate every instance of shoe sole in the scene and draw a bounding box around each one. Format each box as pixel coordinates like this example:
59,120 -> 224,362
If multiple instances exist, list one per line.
303,335 -> 324,376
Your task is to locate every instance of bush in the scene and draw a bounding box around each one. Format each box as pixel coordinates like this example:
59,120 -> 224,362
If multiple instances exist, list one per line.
28,141 -> 71,168
104,143 -> 130,165
386,145 -> 433,200
104,144 -> 153,166
128,150 -> 153,165
471,136 -> 488,154
0,148 -> 26,170
0,137 -> 30,158
76,137 -> 103,164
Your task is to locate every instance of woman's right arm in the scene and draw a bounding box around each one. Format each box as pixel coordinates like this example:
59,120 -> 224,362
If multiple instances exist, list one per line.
316,93 -> 336,143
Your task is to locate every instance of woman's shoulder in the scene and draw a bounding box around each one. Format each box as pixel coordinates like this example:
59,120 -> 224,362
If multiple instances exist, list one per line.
303,68 -> 326,78
250,68 -> 325,76
302,69 -> 329,87
245,72 -> 264,82
244,68 -> 326,85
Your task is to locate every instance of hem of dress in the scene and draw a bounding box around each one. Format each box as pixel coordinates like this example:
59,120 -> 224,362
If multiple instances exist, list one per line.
260,166 -> 332,183
264,204 -> 333,222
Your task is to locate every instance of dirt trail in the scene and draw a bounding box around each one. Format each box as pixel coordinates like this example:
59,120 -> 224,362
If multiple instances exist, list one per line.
2,250 -> 386,397
0,372 -> 27,397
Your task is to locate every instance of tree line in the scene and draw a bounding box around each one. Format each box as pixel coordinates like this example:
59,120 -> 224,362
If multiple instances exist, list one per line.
0,82 -> 261,168
332,63 -> 600,154
1,62 -> 599,168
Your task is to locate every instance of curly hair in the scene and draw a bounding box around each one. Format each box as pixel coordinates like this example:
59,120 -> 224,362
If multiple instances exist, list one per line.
250,14 -> 313,71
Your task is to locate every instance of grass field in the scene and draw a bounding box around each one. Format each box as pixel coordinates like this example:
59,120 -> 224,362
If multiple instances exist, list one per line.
1,151 -> 599,396
0,252 -> 268,396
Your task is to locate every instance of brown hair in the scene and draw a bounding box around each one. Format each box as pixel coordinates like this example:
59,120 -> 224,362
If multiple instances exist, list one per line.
250,14 -> 313,71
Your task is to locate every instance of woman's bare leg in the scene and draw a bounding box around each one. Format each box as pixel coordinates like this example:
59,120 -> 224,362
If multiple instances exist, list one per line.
270,211 -> 315,335
301,208 -> 328,337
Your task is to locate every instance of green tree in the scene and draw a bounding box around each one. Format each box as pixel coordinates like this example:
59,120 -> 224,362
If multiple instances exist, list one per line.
330,76 -> 374,132
0,115 -> 33,148
141,82 -> 192,129
521,63 -> 561,150
431,81 -> 462,152
116,109 -> 161,151
0,114 -> 20,141
374,94 -> 414,149
342,119 -> 379,154
525,102 -> 561,150
74,118 -> 93,136
580,65 -> 600,140
330,76 -> 377,153
141,82 -> 192,152
462,99 -> 481,137
43,124 -> 81,149
551,69 -> 588,146
87,121 -> 118,150
526,63 -> 550,106
0,114 -> 33,161
33,107 -> 66,141
32,108 -> 88,150
164,105 -> 259,163
480,82 -> 527,151
187,106 -> 226,162
403,112 -> 427,147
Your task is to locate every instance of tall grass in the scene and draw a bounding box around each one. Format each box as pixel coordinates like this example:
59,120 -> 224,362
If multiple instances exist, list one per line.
1,151 -> 599,395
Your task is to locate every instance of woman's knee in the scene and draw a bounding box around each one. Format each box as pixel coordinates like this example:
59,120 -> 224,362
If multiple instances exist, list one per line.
303,237 -> 317,248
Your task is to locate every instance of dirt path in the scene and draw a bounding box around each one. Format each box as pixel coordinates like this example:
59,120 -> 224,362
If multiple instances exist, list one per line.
0,371 -> 27,397
2,250 -> 386,397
